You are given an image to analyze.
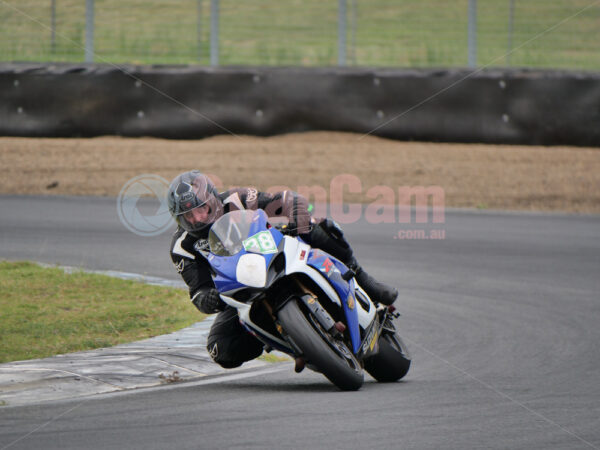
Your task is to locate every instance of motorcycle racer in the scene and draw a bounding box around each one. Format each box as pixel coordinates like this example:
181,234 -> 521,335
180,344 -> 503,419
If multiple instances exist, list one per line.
168,170 -> 398,369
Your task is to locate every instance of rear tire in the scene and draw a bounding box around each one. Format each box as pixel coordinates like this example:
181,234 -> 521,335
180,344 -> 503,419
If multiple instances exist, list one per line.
364,331 -> 411,382
277,298 -> 364,391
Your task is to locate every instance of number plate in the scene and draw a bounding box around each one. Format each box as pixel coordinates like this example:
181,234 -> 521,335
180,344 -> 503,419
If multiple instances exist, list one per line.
243,231 -> 278,254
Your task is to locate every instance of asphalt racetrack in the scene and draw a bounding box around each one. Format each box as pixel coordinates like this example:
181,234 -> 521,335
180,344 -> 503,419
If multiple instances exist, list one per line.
1,195 -> 599,450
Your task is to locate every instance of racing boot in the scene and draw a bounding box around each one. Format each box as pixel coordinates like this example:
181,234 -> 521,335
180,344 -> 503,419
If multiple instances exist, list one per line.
348,259 -> 398,306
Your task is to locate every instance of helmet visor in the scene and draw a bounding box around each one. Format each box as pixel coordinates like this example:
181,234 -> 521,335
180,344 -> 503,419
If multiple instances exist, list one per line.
173,182 -> 206,216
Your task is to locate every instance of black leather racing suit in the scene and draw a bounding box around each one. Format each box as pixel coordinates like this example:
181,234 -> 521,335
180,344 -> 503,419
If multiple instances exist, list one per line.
170,187 -> 355,369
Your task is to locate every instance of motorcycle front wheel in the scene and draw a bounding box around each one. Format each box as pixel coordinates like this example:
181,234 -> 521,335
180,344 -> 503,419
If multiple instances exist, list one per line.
277,298 -> 364,391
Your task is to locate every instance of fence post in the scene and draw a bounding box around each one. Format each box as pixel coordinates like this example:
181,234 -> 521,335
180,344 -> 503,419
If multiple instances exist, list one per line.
50,0 -> 56,53
197,0 -> 203,62
467,0 -> 477,67
338,0 -> 347,66
85,0 -> 94,62
507,0 -> 515,66
210,0 -> 219,66
350,0 -> 357,65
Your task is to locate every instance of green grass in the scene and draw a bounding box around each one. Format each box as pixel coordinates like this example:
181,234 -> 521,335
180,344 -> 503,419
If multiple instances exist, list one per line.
258,352 -> 291,363
0,0 -> 599,70
0,261 -> 200,363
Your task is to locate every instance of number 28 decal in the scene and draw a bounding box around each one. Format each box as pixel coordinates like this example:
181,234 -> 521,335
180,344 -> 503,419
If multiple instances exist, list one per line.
243,231 -> 278,254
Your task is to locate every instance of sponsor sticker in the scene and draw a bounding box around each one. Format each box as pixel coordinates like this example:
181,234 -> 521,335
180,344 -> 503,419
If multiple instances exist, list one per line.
363,324 -> 378,353
369,329 -> 379,351
322,258 -> 333,274
173,259 -> 185,273
363,326 -> 379,352
194,239 -> 210,252
208,342 -> 218,359
347,295 -> 355,310
320,258 -> 341,278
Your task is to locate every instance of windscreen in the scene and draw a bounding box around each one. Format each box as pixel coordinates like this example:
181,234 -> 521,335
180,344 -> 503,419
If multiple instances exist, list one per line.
208,210 -> 256,256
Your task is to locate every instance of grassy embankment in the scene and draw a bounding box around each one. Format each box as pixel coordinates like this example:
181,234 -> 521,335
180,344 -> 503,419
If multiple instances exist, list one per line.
0,261 -> 199,363
0,0 -> 598,69
0,260 -> 289,364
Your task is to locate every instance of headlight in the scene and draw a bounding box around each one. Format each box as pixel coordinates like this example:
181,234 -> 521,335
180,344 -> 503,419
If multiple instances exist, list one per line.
236,253 -> 267,288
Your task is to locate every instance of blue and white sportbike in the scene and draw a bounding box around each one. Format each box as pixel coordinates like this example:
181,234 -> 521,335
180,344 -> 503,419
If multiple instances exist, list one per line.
205,208 -> 411,391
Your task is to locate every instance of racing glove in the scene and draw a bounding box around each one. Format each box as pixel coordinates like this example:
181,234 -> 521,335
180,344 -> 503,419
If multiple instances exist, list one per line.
191,287 -> 226,314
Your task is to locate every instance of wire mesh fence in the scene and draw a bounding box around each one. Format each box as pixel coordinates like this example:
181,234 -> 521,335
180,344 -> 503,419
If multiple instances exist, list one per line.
1,0 -> 599,70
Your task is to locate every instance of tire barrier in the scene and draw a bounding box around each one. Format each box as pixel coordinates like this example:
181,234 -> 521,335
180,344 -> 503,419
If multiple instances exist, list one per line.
1,63 -> 599,146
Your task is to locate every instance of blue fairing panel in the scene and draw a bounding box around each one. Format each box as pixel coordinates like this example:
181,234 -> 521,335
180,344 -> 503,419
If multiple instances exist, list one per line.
307,250 -> 361,353
209,252 -> 245,292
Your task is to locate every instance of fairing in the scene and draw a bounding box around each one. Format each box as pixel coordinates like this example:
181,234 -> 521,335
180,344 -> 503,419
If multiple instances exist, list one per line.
207,209 -> 376,356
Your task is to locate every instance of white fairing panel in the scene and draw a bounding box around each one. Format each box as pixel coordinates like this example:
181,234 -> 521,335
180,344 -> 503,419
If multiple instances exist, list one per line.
220,295 -> 290,348
283,237 -> 376,330
236,253 -> 267,288
353,281 -> 376,329
220,294 -> 250,312
282,236 -> 342,307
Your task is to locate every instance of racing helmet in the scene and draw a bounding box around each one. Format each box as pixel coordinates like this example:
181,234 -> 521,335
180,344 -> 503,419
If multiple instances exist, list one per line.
167,171 -> 224,235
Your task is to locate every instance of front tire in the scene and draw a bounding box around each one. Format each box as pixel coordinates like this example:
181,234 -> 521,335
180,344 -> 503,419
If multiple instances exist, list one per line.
277,298 -> 364,391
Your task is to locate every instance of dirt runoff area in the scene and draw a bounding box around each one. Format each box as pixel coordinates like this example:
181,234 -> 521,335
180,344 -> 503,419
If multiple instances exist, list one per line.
1,132 -> 599,214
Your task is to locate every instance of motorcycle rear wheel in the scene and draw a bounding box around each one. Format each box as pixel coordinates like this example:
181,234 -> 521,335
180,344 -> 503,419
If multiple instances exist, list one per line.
277,298 -> 364,391
364,331 -> 411,382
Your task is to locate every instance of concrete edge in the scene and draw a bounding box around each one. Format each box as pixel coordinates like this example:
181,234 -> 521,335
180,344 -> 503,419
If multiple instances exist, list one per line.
0,267 -> 275,408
